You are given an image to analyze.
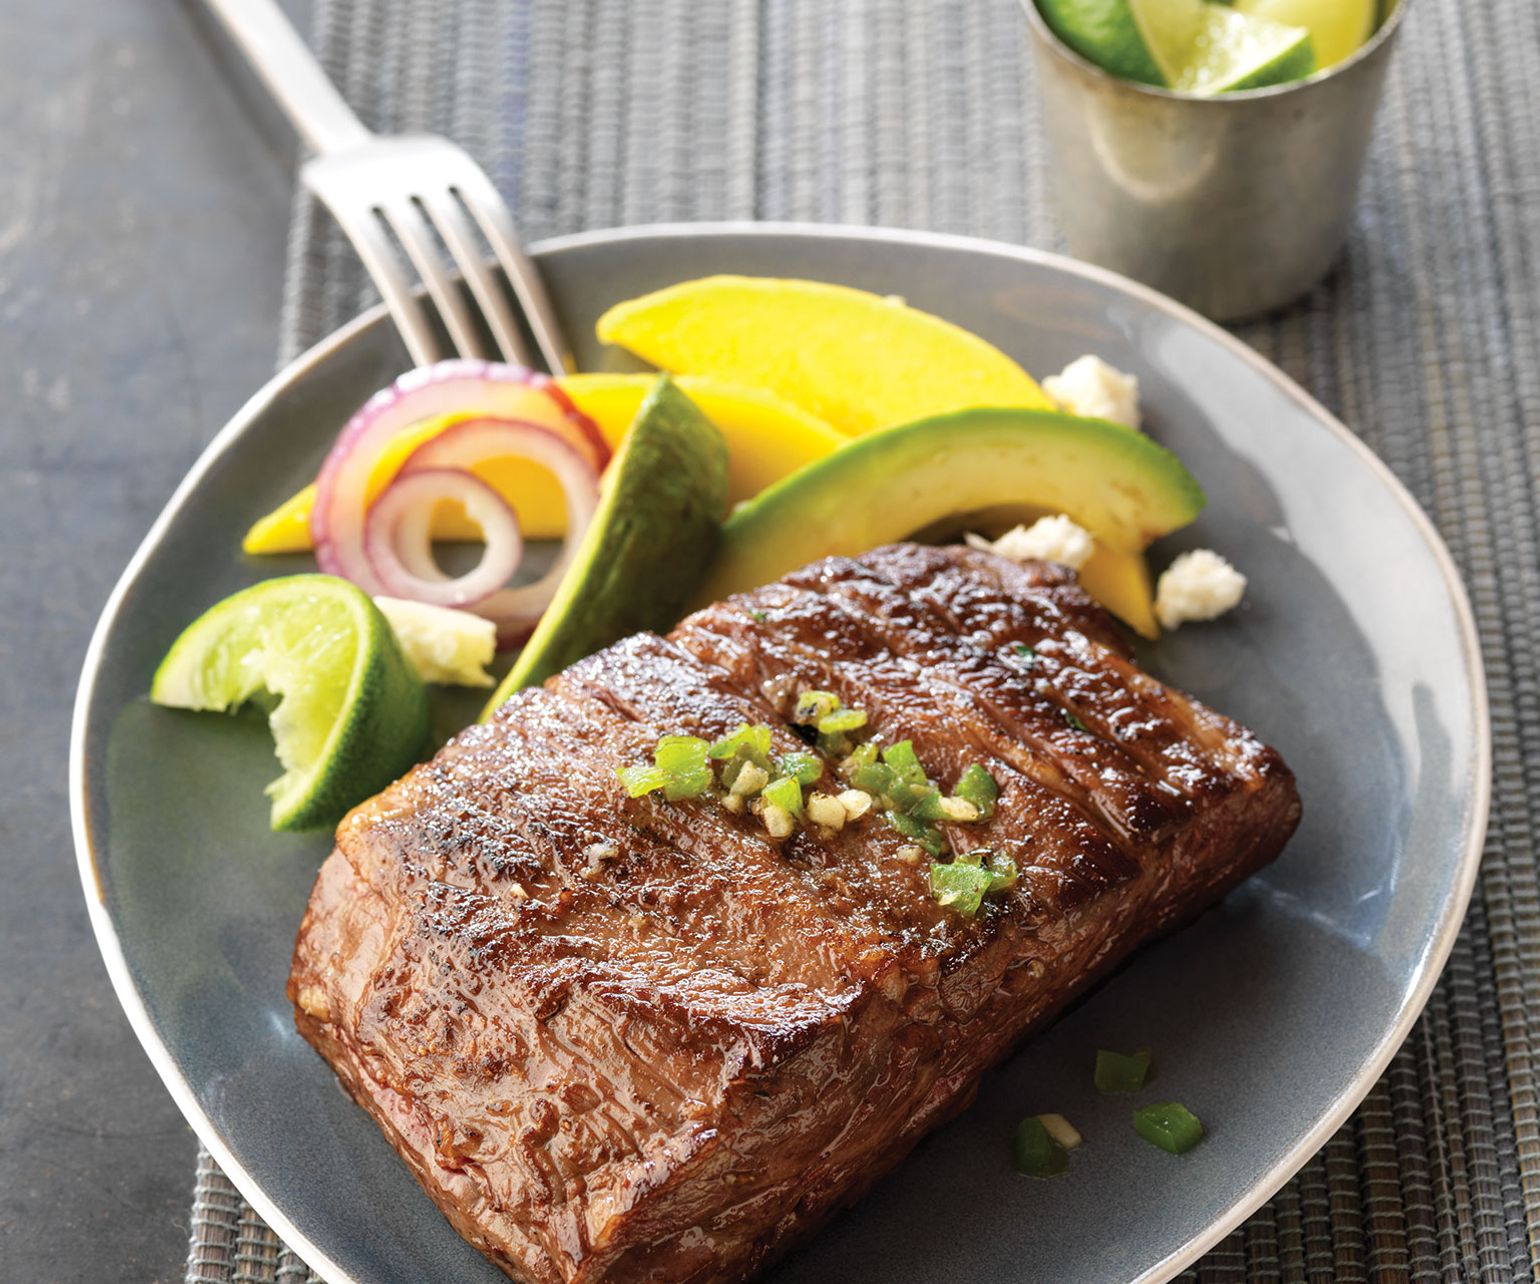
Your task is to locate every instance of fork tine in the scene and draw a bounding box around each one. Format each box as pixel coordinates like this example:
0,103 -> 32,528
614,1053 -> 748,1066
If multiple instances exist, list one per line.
450,168 -> 572,374
305,166 -> 443,367
376,196 -> 490,362
416,188 -> 536,368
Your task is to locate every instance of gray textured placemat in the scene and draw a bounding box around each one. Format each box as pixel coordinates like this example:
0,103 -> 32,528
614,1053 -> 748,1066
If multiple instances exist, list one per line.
184,1 -> 1540,1280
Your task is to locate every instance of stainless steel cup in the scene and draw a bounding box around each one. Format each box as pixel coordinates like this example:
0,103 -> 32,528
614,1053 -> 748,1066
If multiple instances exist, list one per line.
1023,0 -> 1408,321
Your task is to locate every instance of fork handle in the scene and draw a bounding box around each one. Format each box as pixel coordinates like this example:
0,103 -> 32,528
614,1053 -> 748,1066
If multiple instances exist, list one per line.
205,0 -> 371,155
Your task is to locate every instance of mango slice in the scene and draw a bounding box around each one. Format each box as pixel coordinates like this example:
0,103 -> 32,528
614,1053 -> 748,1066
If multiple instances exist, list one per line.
595,276 -> 1055,436
241,375 -> 843,554
563,374 -> 845,510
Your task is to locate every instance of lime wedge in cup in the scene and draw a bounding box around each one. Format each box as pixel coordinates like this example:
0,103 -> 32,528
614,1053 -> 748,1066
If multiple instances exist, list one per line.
1036,0 -> 1206,87
1175,6 -> 1315,92
1037,0 -> 1315,94
1233,0 -> 1375,70
151,574 -> 429,831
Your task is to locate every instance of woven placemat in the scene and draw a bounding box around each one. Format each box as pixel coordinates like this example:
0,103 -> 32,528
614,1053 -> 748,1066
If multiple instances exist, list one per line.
185,1 -> 1540,1280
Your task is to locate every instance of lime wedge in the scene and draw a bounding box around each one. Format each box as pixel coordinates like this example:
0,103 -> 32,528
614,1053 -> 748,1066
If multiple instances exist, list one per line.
151,574 -> 429,831
1233,0 -> 1374,69
1173,7 -> 1315,93
1037,0 -> 1205,87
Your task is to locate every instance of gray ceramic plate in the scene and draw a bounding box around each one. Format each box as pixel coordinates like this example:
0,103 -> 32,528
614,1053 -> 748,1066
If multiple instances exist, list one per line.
71,224 -> 1488,1284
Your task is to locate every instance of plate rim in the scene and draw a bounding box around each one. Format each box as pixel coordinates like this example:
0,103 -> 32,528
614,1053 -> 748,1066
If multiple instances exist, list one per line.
70,219 -> 1492,1284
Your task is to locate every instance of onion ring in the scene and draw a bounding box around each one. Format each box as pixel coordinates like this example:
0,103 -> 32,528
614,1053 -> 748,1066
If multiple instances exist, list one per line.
309,361 -> 605,645
312,360 -> 606,592
364,469 -> 523,609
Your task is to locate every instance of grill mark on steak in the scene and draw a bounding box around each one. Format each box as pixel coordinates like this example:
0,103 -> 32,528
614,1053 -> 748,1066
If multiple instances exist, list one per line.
290,543 -> 1301,1284
784,553 -> 1211,805
676,578 -> 1155,905
675,602 -> 1136,928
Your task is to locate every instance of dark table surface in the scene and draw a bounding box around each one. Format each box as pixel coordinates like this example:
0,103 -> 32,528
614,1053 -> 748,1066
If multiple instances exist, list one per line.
0,2 -> 310,1278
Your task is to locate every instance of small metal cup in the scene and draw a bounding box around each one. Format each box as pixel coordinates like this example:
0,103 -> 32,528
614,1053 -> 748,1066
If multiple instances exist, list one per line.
1023,1 -> 1408,321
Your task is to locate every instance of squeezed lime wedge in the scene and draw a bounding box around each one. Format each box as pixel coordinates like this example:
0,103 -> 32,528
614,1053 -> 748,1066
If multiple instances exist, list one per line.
151,574 -> 428,830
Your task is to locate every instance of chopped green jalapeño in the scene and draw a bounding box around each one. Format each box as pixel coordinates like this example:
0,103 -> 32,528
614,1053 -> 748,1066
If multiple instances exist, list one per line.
929,860 -> 992,915
793,689 -> 841,724
762,773 -> 804,817
1094,1048 -> 1152,1094
653,735 -> 712,800
1133,1102 -> 1204,1155
954,763 -> 999,818
617,763 -> 670,798
775,750 -> 823,786
984,851 -> 1017,891
708,722 -> 772,764
620,735 -> 712,801
881,739 -> 928,786
891,810 -> 945,857
818,707 -> 868,736
1013,1116 -> 1069,1178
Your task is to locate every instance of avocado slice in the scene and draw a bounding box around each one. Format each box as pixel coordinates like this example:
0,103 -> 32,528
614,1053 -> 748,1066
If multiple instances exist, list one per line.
691,407 -> 1204,608
481,375 -> 728,718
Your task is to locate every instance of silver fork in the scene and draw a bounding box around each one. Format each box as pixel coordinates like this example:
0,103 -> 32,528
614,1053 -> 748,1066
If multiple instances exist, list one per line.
205,0 -> 570,372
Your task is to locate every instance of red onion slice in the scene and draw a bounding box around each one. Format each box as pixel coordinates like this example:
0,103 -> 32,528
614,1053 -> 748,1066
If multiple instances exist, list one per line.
397,418 -> 602,645
364,469 -> 524,609
311,360 -> 607,591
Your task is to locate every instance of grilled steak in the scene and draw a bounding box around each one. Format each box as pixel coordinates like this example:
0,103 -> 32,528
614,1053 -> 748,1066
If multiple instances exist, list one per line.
289,543 -> 1300,1284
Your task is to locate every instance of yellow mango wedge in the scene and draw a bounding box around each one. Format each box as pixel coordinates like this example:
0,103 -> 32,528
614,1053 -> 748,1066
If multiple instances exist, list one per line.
563,374 -> 845,509
595,276 -> 1055,436
241,375 -> 844,554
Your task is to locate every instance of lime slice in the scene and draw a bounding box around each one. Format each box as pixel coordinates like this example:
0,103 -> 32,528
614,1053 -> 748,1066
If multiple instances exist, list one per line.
1233,0 -> 1374,69
1173,7 -> 1315,93
1036,0 -> 1206,87
151,574 -> 429,831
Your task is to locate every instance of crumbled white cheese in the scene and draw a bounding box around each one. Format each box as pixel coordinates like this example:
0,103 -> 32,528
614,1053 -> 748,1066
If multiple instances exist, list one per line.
373,596 -> 496,687
1154,549 -> 1247,630
1042,354 -> 1142,430
806,793 -> 848,830
893,845 -> 926,866
966,514 -> 1095,570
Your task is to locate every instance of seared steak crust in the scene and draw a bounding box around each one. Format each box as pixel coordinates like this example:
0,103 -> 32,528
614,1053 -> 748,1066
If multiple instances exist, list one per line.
289,544 -> 1300,1284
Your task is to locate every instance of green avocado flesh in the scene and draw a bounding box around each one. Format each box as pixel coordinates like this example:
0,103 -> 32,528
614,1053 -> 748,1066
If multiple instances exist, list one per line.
692,407 -> 1204,607
481,375 -> 729,719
